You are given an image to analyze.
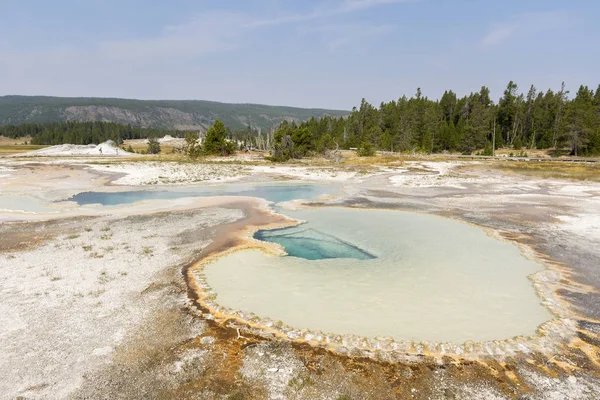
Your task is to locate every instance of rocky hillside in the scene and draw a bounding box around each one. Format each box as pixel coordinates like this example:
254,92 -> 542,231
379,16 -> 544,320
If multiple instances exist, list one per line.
0,96 -> 348,131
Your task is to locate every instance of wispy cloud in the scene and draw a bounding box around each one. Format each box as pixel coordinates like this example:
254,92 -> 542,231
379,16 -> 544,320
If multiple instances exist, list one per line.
341,0 -> 412,12
481,24 -> 519,48
92,0 -> 409,60
94,0 -> 410,60
99,11 -> 246,60
0,0 -> 411,104
246,0 -> 411,28
480,10 -> 572,49
303,22 -> 397,52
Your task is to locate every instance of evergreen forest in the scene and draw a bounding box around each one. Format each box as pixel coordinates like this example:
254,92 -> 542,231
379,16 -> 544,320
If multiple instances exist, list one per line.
270,82 -> 600,158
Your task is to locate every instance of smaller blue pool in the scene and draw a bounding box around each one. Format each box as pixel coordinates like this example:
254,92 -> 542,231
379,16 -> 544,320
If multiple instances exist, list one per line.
66,183 -> 337,206
254,226 -> 376,261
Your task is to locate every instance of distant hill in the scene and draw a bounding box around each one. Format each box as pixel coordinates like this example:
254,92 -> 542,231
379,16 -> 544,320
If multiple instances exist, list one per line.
0,96 -> 349,131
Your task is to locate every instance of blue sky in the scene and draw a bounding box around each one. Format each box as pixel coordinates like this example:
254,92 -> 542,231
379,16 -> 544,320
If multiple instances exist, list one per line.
1,0 -> 598,109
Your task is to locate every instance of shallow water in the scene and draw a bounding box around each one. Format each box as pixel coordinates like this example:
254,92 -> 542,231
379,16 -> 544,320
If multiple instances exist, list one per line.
68,183 -> 336,206
0,183 -> 336,213
255,226 -> 376,260
204,208 -> 552,343
0,195 -> 58,213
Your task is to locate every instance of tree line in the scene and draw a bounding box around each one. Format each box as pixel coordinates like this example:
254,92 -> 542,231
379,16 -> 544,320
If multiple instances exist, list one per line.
0,121 -> 185,145
2,82 -> 599,159
267,82 -> 600,159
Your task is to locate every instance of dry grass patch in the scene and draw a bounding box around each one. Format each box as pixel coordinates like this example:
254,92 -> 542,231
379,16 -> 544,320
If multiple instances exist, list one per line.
0,144 -> 49,155
494,160 -> 600,182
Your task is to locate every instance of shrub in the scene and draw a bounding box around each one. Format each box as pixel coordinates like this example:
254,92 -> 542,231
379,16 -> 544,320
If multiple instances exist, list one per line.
185,132 -> 202,158
482,144 -> 493,156
356,141 -> 375,157
147,137 -> 161,154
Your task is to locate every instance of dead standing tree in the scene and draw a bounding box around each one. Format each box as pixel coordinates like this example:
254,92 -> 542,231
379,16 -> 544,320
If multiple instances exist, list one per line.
325,141 -> 342,164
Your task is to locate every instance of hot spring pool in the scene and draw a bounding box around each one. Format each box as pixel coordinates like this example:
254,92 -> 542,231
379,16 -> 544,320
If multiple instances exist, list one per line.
67,183 -> 337,206
204,208 -> 552,343
1,183 -> 336,213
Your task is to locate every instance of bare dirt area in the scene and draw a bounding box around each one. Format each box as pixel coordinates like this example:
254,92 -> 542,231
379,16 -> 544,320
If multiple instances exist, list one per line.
1,156 -> 600,399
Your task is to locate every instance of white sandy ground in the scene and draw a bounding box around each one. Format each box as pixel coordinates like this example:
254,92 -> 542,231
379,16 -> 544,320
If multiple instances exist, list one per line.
386,161 -> 600,251
388,161 -> 504,188
519,370 -> 598,400
241,342 -> 305,400
17,140 -> 136,157
0,206 -> 244,399
127,135 -> 183,145
555,213 -> 600,240
87,162 -> 250,185
248,165 -> 359,181
81,163 -> 364,186
0,165 -> 14,178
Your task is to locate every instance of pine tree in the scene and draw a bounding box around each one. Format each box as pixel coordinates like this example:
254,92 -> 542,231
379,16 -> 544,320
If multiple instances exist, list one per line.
147,137 -> 161,154
204,120 -> 234,156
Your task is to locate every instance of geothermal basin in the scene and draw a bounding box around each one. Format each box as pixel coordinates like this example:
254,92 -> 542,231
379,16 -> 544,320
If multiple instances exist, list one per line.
2,181 -> 553,344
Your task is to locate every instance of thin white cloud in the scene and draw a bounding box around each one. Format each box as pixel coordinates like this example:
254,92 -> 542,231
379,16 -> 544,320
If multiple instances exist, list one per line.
480,10 -> 572,49
246,0 -> 411,28
99,11 -> 246,60
481,24 -> 519,48
93,0 -> 410,59
304,22 -> 396,51
341,0 -> 412,12
0,0 -> 411,105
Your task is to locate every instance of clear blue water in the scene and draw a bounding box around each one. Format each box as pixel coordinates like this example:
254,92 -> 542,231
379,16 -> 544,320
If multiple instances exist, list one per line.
255,226 -> 376,261
66,183 -> 337,206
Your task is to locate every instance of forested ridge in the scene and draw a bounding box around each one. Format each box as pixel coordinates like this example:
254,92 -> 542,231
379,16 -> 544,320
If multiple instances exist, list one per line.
0,95 -> 348,131
0,121 -> 184,145
270,82 -> 600,157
